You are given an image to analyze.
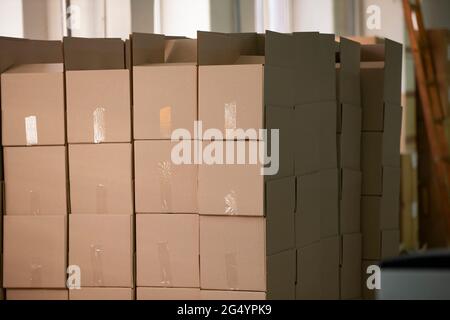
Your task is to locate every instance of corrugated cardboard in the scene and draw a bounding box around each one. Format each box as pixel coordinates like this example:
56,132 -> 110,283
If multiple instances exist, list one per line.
134,140 -> 197,214
360,39 -> 403,131
361,131 -> 402,195
69,215 -> 133,287
136,214 -> 199,288
69,288 -> 134,300
266,249 -> 296,300
340,169 -> 362,234
137,287 -> 200,300
3,215 -> 67,288
69,143 -> 133,215
133,64 -> 196,140
200,216 -> 266,292
7,289 -> 68,300
63,37 -> 125,71
340,233 -> 362,300
361,196 -> 400,260
296,170 -> 339,247
198,141 -> 264,216
199,64 -> 263,134
296,237 -> 340,300
265,176 -> 295,255
66,69 -> 131,143
4,146 -> 67,215
201,290 -> 266,300
1,64 -> 65,146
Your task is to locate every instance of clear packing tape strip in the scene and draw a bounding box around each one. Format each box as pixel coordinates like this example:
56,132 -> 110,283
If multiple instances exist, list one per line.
158,160 -> 173,212
25,115 -> 38,146
93,107 -> 106,144
90,244 -> 104,286
30,258 -> 43,287
160,106 -> 172,138
158,241 -> 173,286
225,252 -> 239,290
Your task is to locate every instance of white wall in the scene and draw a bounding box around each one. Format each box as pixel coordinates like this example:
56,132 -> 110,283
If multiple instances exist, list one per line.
105,0 -> 131,39
292,0 -> 334,33
158,0 -> 210,38
0,0 -> 24,37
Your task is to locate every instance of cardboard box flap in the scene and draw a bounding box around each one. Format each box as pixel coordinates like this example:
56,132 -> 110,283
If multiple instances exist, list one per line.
380,166 -> 401,230
340,103 -> 362,170
318,34 -> 337,101
4,63 -> 63,74
361,196 -> 382,260
360,39 -> 402,105
296,173 -> 320,247
267,250 -> 296,300
165,39 -> 197,63
340,234 -> 362,299
340,169 -> 362,234
266,31 -> 294,68
382,104 -> 402,167
63,37 -> 125,71
0,37 -> 62,74
198,31 -> 264,66
131,33 -> 165,66
320,170 -> 339,239
338,37 -> 361,106
321,237 -> 340,299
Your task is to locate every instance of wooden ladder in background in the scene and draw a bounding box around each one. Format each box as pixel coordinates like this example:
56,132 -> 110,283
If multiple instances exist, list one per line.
402,0 -> 450,240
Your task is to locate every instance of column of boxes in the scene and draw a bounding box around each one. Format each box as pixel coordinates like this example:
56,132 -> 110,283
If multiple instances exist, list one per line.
64,38 -> 134,300
1,63 -> 68,300
335,38 -> 363,300
360,40 -> 403,299
131,34 -> 200,300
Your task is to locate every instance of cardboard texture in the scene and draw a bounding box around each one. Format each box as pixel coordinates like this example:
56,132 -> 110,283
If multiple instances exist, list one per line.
69,215 -> 133,288
265,177 -> 295,255
137,287 -> 200,300
63,37 -> 125,71
296,237 -> 339,300
69,143 -> 133,215
200,216 -> 266,292
132,33 -> 197,140
266,249 -> 296,300
201,290 -> 266,300
1,63 -> 65,146
4,146 -> 67,215
361,130 -> 402,196
69,288 -> 134,300
296,170 -> 339,247
136,214 -> 199,288
340,233 -> 362,300
198,141 -> 264,216
3,215 -> 67,288
134,140 -> 197,213
361,196 -> 400,260
66,69 -> 131,143
6,289 -> 68,300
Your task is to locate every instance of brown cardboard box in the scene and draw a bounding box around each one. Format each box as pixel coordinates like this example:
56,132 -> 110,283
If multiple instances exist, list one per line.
361,130 -> 402,196
66,69 -> 131,144
1,64 -> 65,146
296,170 -> 339,247
134,140 -> 197,214
3,215 -> 67,288
69,214 -> 133,287
69,143 -> 133,215
200,216 -> 266,292
340,169 -> 362,234
199,64 -> 263,134
198,141 -> 264,216
137,287 -> 200,300
69,288 -> 134,300
136,214 -> 199,287
4,146 -> 67,215
296,237 -> 340,300
340,233 -> 362,300
7,289 -> 68,300
360,40 -> 403,132
266,249 -> 296,300
361,196 -> 400,260
133,64 -> 197,140
131,35 -> 197,140
201,290 -> 266,300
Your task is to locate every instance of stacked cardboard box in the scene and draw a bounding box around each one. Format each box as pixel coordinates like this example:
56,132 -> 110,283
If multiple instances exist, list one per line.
131,33 -> 200,300
1,48 -> 68,299
400,153 -> 419,250
360,40 -> 403,299
63,38 -> 134,300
